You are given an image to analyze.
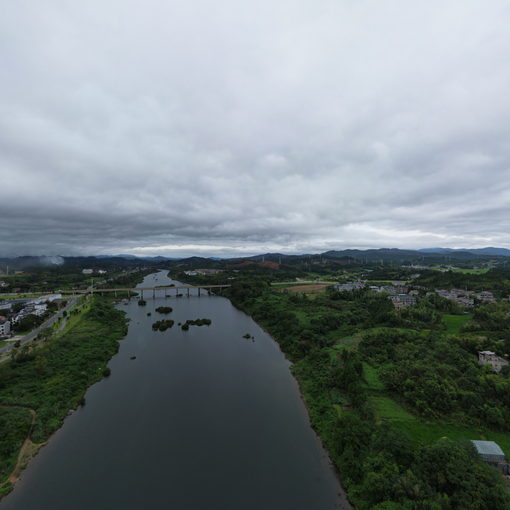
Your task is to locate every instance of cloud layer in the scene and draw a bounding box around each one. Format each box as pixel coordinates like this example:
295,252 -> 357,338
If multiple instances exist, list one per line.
1,1 -> 510,257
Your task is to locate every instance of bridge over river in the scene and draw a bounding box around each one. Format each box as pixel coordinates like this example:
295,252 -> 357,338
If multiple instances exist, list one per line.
60,284 -> 231,299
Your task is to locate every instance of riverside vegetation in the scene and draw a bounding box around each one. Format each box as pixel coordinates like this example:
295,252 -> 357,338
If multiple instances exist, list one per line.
0,296 -> 128,497
219,279 -> 510,510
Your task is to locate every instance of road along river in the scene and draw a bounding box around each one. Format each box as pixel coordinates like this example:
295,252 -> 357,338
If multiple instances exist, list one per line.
0,271 -> 350,510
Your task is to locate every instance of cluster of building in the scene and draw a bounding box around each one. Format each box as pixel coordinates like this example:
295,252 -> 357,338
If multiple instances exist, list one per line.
431,289 -> 496,307
333,281 -> 418,309
82,269 -> 107,275
333,282 -> 364,292
0,294 -> 62,338
183,269 -> 223,276
334,280 -> 503,311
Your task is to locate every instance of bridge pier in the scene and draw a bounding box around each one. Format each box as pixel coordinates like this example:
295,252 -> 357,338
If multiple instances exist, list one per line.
198,287 -> 201,297
187,288 -> 190,297
153,289 -> 155,299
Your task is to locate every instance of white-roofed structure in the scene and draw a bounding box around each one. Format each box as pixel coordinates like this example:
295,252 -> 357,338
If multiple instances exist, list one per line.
471,440 -> 506,464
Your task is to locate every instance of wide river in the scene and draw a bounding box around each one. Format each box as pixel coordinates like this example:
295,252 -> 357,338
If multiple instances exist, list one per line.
1,271 -> 350,509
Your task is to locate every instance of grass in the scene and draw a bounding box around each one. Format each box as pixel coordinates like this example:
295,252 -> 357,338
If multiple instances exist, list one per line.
0,293 -> 41,300
442,313 -> 472,334
0,406 -> 33,482
52,296 -> 90,338
371,396 -> 417,422
370,394 -> 510,457
362,363 -> 386,390
394,420 -> 510,457
292,310 -> 310,326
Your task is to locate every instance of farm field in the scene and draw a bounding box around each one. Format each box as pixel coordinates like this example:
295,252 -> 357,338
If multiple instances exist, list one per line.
442,313 -> 472,333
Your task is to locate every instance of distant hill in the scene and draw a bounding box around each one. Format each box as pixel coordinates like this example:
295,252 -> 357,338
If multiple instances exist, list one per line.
419,247 -> 510,257
1,247 -> 509,272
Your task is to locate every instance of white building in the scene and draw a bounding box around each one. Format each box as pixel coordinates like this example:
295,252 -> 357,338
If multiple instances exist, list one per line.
30,294 -> 62,305
0,318 -> 11,337
82,269 -> 93,275
478,351 -> 509,373
33,304 -> 48,316
334,282 -> 365,292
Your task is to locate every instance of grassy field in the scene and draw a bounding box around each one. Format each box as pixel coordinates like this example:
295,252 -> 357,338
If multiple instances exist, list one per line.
442,313 -> 472,334
277,283 -> 331,294
371,395 -> 417,422
362,363 -> 386,390
0,407 -> 33,483
52,296 -> 90,338
370,394 -> 510,457
395,420 -> 510,457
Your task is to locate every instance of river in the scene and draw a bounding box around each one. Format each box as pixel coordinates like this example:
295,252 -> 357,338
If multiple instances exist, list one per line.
0,271 -> 349,509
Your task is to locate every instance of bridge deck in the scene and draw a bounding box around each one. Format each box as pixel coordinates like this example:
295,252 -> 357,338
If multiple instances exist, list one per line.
60,285 -> 231,293
1,285 -> 231,297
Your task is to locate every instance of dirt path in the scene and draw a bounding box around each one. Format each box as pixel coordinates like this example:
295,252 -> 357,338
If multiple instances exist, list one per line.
0,405 -> 45,491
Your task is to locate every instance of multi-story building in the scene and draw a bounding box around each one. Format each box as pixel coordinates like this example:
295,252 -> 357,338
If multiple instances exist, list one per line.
390,294 -> 417,309
0,318 -> 11,337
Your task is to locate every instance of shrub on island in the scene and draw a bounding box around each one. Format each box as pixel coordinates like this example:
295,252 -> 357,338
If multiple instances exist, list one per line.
152,320 -> 175,331
181,318 -> 212,330
155,306 -> 173,314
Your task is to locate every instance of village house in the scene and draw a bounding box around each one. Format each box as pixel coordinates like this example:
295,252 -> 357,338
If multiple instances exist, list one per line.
433,289 -> 475,307
477,291 -> 496,303
478,351 -> 509,373
389,294 -> 417,310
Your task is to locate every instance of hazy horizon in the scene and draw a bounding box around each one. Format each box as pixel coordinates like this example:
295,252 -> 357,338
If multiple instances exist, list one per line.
1,245 -> 509,260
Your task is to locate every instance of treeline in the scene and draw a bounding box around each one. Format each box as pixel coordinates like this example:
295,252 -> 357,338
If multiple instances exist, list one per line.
222,282 -> 510,509
416,266 -> 510,296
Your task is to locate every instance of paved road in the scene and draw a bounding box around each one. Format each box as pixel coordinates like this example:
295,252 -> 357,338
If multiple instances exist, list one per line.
0,296 -> 80,360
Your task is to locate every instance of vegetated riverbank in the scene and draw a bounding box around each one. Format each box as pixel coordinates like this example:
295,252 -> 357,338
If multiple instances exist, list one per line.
0,296 -> 128,498
219,282 -> 510,510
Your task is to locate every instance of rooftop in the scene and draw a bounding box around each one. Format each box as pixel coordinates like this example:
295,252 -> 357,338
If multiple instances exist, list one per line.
471,440 -> 505,458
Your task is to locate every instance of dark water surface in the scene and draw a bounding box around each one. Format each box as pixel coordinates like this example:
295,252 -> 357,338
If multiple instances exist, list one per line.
1,271 -> 349,510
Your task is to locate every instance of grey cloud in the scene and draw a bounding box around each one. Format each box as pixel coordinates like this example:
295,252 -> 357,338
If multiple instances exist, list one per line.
1,1 -> 510,257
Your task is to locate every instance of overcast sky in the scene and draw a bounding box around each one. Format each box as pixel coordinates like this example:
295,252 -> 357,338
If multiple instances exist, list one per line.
1,1 -> 510,258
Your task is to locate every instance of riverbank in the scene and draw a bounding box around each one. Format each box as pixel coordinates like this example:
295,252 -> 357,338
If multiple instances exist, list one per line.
218,283 -> 510,509
0,296 -> 128,498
